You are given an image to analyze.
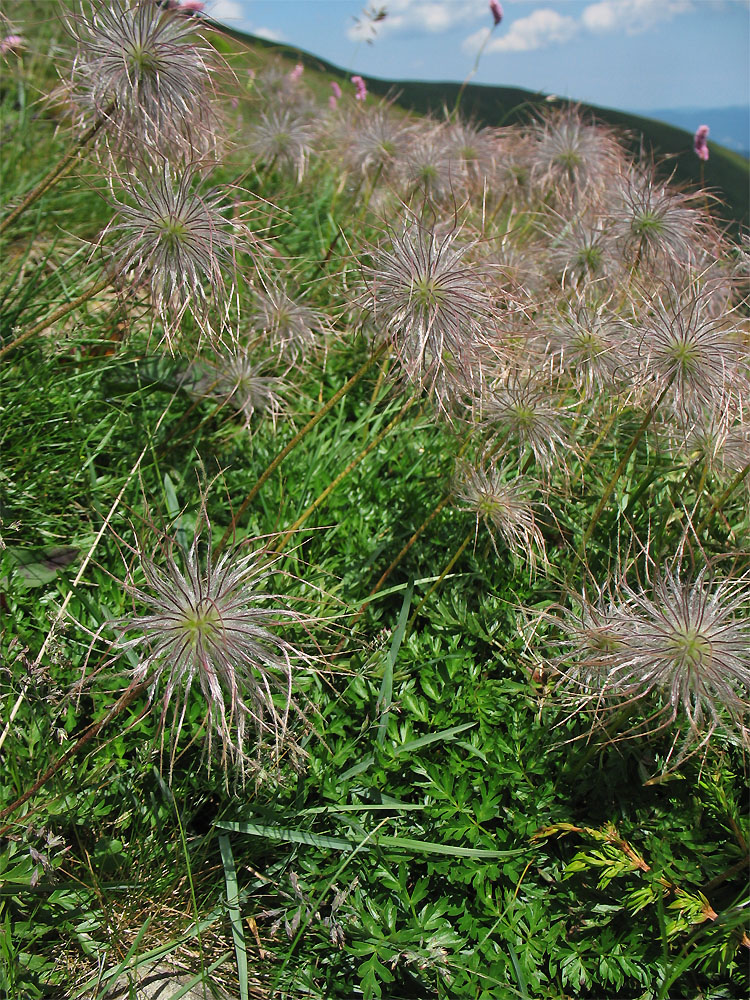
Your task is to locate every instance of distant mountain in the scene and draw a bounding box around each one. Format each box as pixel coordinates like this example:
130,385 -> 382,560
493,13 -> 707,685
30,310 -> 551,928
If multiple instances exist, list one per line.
208,20 -> 750,233
636,106 -> 749,160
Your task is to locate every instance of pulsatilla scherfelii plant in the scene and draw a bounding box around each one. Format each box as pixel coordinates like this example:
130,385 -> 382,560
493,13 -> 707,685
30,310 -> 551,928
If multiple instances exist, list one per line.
64,0 -> 223,162
558,567 -> 750,746
365,221 -> 495,408
102,161 -> 244,347
118,508 -> 316,782
454,459 -> 547,572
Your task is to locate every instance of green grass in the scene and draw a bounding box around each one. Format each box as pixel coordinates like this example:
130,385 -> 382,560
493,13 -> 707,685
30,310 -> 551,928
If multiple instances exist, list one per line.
1,4 -> 748,999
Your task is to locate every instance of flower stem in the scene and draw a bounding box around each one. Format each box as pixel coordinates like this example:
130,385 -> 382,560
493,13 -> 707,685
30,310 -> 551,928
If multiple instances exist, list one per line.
695,459 -> 750,537
273,397 -> 415,555
0,671 -> 156,834
0,107 -> 113,236
0,275 -> 110,361
407,529 -> 473,631
217,340 -> 388,555
579,377 -> 674,558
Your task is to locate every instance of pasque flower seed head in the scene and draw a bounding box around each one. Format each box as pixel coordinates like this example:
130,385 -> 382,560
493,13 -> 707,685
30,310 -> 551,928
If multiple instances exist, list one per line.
558,568 -> 750,742
65,0 -> 222,162
103,161 -> 242,347
455,460 -> 546,571
119,507 -> 316,780
365,221 -> 494,406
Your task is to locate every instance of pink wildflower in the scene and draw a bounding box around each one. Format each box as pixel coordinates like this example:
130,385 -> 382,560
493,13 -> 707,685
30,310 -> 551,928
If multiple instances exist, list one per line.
168,0 -> 205,12
489,1 -> 503,26
352,75 -> 367,101
694,124 -> 709,162
329,95 -> 338,110
0,34 -> 25,56
289,62 -> 303,83
330,80 -> 342,100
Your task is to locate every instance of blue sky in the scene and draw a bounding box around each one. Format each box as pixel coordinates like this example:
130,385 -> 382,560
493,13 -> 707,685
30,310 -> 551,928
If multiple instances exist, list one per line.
206,0 -> 750,114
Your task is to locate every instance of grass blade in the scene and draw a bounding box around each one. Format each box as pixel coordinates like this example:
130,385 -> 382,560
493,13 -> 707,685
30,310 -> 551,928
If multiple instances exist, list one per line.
377,581 -> 413,746
215,821 -> 525,858
219,835 -> 248,1000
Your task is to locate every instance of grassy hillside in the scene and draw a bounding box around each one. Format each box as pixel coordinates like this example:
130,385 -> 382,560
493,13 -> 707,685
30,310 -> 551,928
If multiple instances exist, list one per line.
217,24 -> 749,236
2,6 -> 749,999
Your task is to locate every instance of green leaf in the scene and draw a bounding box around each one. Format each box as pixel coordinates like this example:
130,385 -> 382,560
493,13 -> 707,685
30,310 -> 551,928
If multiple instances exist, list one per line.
215,822 -> 525,859
219,835 -> 248,1000
4,546 -> 78,588
377,582 -> 413,746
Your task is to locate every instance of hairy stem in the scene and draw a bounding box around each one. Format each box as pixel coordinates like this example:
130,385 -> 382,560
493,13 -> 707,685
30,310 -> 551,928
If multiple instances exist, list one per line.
695,458 -> 750,537
0,275 -> 110,361
407,529 -> 473,631
0,671 -> 156,834
0,107 -> 113,236
217,340 -> 388,555
273,397 -> 415,555
579,377 -> 674,557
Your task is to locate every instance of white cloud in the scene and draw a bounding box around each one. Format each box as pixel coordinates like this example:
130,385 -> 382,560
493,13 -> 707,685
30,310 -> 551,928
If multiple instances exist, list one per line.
208,0 -> 246,25
477,8 -> 578,52
582,0 -> 693,36
253,25 -> 286,42
462,0 -> 694,56
347,0 -> 487,42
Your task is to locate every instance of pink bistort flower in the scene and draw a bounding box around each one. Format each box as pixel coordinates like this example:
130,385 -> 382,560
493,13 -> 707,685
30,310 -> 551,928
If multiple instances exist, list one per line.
170,0 -> 205,13
352,75 -> 367,101
694,124 -> 709,162
330,80 -> 342,100
489,1 -> 503,27
289,62 -> 303,83
0,33 -> 25,56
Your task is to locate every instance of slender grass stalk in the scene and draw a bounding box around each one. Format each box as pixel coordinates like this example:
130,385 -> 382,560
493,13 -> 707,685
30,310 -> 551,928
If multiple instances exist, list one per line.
273,397 -> 415,555
695,459 -> 750,537
369,354 -> 391,405
173,797 -> 207,988
571,405 -> 622,487
0,398 -> 177,757
217,340 -> 388,555
269,818 -> 391,996
0,669 -> 156,834
407,529 -> 473,631
0,106 -> 113,236
453,18 -> 500,118
334,429 -> 480,649
371,495 -> 452,598
579,376 -> 675,557
0,275 -> 110,361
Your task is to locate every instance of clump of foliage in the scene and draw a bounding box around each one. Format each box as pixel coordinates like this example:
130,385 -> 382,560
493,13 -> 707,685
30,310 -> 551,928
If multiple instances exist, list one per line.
1,2 -> 748,999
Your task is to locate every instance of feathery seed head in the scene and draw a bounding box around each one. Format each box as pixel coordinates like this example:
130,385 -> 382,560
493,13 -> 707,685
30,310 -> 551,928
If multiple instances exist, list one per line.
343,108 -> 412,179
531,108 -> 622,202
545,214 -> 619,290
455,460 -> 546,571
247,108 -> 314,180
614,168 -> 706,267
104,162 -> 241,347
560,569 -> 750,741
187,349 -> 288,430
65,0 -> 222,162
250,280 -> 330,361
545,299 -> 630,397
365,222 -> 495,407
398,126 -> 460,203
119,507 -> 316,781
484,373 -> 571,472
635,282 -> 746,419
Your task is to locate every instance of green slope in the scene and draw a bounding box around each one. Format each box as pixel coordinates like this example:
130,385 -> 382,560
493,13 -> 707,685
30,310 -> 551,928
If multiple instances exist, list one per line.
212,22 -> 749,236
